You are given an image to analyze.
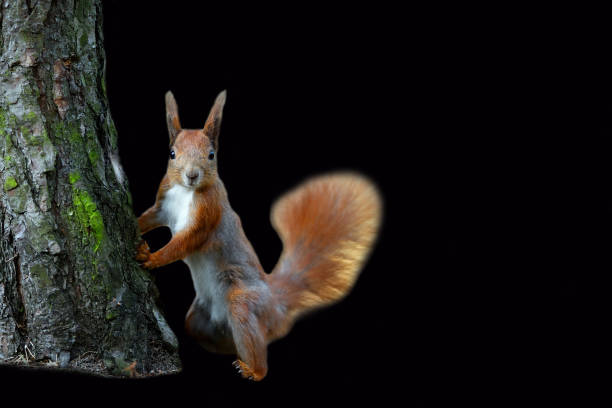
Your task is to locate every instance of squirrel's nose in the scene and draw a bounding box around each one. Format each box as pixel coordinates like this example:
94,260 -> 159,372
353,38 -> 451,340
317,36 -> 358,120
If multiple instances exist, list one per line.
186,170 -> 199,180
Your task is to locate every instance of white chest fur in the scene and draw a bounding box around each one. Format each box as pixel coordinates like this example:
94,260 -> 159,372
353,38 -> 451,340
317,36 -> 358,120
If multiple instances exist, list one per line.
162,184 -> 194,234
162,185 -> 228,324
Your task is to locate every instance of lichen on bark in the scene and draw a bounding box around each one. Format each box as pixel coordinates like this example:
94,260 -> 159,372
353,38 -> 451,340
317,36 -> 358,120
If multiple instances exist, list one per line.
0,0 -> 181,376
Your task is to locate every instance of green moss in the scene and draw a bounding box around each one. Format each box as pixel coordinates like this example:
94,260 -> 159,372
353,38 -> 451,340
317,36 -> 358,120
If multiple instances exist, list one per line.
0,111 -> 6,136
1,111 -> 10,147
72,188 -> 105,252
105,310 -> 118,320
69,172 -> 81,184
88,149 -> 100,166
70,127 -> 81,144
24,111 -> 37,122
54,121 -> 88,156
4,155 -> 12,165
19,112 -> 43,145
85,131 -> 103,169
57,121 -> 108,252
55,121 -> 80,144
22,84 -> 40,104
80,33 -> 89,49
21,125 -> 44,146
89,211 -> 104,252
101,76 -> 107,97
126,190 -> 133,207
4,177 -> 18,191
53,121 -> 64,136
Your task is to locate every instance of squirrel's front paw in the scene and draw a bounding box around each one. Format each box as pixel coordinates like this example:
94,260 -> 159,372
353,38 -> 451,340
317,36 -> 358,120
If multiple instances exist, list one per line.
135,240 -> 151,263
232,360 -> 263,381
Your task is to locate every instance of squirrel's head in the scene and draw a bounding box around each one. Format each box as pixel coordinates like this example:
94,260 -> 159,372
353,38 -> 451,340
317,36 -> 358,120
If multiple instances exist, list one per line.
164,90 -> 226,190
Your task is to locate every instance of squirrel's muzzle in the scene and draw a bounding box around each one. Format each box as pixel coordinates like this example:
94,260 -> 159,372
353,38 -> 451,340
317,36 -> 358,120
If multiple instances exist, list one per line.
184,168 -> 201,187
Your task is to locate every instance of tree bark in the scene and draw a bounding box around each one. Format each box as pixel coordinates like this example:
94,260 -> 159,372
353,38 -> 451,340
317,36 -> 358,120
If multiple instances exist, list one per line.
0,0 -> 181,376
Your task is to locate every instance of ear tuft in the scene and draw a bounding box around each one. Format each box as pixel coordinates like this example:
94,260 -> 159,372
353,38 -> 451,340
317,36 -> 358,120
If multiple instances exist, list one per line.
203,90 -> 227,150
215,90 -> 227,108
165,91 -> 182,146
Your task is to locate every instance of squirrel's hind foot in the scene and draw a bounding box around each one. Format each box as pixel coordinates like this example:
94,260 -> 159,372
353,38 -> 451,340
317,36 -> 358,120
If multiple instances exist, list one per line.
233,360 -> 264,381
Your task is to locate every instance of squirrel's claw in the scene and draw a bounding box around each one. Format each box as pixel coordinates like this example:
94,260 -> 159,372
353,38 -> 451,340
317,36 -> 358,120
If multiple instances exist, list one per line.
233,360 -> 259,381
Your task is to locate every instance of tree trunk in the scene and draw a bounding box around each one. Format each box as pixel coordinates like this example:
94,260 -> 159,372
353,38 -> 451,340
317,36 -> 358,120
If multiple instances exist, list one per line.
0,0 -> 181,376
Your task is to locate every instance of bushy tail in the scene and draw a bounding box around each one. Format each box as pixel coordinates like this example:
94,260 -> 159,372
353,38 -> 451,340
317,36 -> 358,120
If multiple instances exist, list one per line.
267,172 -> 382,334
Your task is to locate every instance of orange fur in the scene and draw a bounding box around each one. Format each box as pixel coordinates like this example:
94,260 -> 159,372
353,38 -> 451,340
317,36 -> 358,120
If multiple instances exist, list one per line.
137,91 -> 382,381
140,183 -> 222,269
227,285 -> 268,380
267,172 -> 383,337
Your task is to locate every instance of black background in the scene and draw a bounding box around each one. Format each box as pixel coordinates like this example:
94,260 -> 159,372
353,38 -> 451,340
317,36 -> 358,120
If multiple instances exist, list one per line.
0,2 -> 588,406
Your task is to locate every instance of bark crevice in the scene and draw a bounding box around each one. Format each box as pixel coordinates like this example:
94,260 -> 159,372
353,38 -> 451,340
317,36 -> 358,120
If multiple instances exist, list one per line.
0,217 -> 27,348
11,251 -> 28,342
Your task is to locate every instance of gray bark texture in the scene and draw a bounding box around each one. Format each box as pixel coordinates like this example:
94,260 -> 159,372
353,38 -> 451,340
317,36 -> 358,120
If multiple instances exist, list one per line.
0,0 -> 181,376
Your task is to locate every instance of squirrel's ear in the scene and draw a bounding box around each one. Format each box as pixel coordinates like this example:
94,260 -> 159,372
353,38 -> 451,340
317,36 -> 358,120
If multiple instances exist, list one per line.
203,90 -> 226,151
165,91 -> 182,146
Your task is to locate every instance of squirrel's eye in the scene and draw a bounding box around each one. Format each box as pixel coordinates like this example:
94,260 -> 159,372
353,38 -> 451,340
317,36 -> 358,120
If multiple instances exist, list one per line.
170,150 -> 175,160
208,151 -> 215,160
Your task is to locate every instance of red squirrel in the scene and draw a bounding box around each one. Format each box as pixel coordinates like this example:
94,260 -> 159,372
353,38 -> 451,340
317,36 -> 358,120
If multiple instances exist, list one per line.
135,90 -> 382,380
